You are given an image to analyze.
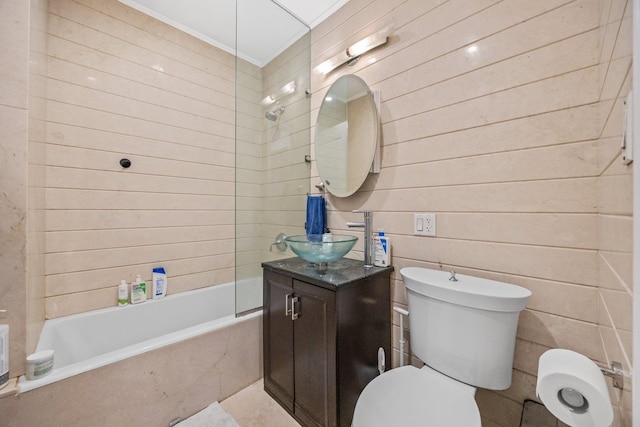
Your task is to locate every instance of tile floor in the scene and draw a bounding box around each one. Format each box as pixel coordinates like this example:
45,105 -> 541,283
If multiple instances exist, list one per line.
520,400 -> 570,427
220,379 -> 300,427
220,381 -> 565,427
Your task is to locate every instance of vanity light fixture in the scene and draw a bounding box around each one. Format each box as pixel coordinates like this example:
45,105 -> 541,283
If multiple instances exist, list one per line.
261,80 -> 296,106
313,24 -> 393,75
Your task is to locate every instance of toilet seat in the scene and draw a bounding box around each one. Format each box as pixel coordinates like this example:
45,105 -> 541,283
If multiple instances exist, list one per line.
352,365 -> 481,427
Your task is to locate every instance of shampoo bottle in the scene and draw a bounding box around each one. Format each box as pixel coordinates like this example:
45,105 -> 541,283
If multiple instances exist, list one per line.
152,267 -> 167,299
373,229 -> 391,267
0,312 -> 8,389
117,280 -> 128,306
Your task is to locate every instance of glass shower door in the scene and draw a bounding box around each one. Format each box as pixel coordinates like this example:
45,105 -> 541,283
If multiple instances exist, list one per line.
235,0 -> 310,314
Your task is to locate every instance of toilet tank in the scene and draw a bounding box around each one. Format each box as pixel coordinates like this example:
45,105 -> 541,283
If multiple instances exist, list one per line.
400,267 -> 531,390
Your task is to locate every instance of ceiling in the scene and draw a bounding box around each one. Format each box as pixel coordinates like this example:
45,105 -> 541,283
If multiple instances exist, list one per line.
118,0 -> 349,67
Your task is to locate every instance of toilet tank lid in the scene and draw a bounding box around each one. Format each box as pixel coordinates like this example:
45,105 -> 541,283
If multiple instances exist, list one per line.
401,267 -> 531,312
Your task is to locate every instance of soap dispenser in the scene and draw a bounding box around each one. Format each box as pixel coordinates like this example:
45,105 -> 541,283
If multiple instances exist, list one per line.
373,229 -> 390,267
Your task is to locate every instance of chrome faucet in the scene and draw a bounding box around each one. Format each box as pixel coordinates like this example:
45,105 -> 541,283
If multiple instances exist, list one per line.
347,210 -> 373,267
269,232 -> 288,252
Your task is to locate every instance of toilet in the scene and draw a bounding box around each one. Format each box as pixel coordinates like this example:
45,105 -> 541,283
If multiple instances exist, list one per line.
352,267 -> 532,426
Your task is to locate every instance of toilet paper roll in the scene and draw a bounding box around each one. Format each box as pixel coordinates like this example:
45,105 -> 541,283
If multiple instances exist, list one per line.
536,349 -> 613,427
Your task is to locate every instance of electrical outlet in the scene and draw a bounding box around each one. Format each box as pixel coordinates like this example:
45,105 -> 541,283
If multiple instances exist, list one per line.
414,213 -> 436,236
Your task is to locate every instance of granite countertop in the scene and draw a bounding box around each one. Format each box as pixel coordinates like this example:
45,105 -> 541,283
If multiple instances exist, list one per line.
262,257 -> 393,289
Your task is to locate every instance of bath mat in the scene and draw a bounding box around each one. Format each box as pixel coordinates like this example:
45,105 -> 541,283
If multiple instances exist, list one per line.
177,402 -> 240,427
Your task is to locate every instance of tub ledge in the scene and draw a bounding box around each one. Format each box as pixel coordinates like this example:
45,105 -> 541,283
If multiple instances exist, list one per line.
0,378 -> 19,398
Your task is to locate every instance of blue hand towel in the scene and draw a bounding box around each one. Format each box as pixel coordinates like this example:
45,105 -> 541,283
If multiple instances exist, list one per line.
306,195 -> 326,241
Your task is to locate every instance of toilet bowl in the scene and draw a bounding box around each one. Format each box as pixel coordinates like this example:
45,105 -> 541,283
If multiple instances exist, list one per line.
352,267 -> 531,426
352,365 -> 480,427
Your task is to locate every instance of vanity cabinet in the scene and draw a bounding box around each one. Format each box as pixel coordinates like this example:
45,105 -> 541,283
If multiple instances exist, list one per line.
262,257 -> 392,427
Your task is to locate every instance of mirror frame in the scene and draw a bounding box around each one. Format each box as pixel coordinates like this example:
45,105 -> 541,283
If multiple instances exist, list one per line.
315,75 -> 379,197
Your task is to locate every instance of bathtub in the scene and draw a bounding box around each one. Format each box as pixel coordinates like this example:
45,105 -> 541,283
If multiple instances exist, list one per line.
2,282 -> 263,426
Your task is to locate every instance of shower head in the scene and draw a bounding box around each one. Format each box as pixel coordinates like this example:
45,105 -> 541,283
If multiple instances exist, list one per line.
265,106 -> 285,121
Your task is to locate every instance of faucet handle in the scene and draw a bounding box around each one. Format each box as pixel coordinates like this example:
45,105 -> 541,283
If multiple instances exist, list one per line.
269,233 -> 288,252
352,209 -> 372,217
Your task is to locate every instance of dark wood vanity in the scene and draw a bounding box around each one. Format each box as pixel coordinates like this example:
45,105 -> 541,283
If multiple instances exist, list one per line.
262,257 -> 392,427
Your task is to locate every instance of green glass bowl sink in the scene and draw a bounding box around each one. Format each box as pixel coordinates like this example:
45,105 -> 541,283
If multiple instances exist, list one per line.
285,234 -> 358,271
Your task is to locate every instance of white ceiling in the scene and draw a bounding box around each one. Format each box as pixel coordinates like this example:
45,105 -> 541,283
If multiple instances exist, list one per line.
118,0 -> 348,67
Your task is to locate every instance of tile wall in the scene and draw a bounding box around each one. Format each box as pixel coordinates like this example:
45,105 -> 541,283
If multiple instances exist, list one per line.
27,0 -> 48,366
40,0 -> 237,318
310,0 -> 633,425
0,0 -> 30,376
597,0 -> 634,421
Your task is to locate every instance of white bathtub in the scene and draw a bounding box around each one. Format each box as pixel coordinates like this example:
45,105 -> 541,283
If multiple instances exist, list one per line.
18,282 -> 262,393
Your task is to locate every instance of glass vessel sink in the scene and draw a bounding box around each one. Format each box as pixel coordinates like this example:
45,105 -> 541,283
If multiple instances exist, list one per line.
285,234 -> 358,272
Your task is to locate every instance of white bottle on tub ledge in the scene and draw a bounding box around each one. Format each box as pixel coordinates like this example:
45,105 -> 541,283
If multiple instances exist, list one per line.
130,275 -> 147,304
117,280 -> 128,306
152,267 -> 167,299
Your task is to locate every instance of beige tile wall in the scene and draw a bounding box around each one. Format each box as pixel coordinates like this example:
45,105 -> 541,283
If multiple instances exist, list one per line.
310,0 -> 632,425
27,0 -> 48,362
0,0 -> 30,377
41,0 -> 237,318
597,0 -> 633,423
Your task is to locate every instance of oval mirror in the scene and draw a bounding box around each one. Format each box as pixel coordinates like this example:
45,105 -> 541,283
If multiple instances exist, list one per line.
315,75 -> 378,197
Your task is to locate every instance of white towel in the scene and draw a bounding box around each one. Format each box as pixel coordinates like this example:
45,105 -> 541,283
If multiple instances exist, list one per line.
177,402 -> 241,427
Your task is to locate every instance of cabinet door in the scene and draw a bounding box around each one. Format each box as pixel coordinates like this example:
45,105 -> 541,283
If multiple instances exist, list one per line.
263,271 -> 295,411
292,280 -> 337,427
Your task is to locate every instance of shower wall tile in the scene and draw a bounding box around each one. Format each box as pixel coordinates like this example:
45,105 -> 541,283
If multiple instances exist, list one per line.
41,0 -> 237,317
0,0 -> 30,109
0,106 -> 28,375
27,0 -> 48,359
0,0 -> 31,377
311,0 -> 632,425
